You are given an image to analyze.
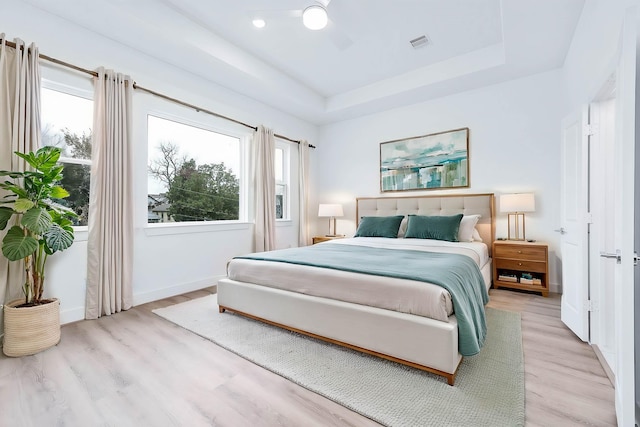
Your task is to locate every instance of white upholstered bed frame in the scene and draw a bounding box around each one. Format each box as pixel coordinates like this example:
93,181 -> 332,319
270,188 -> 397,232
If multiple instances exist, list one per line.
217,193 -> 495,385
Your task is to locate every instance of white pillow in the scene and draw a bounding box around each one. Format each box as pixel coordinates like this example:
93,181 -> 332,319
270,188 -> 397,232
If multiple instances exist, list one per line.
458,214 -> 481,242
397,216 -> 408,238
472,227 -> 483,242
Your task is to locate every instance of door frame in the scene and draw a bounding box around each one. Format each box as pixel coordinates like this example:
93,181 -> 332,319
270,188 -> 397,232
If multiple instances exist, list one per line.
612,6 -> 636,425
588,94 -> 617,373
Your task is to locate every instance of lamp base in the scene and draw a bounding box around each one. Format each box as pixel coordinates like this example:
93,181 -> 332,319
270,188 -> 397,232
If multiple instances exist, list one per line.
507,212 -> 527,241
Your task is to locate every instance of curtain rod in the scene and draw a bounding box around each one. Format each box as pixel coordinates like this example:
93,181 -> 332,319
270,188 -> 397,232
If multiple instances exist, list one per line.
132,83 -> 315,148
2,38 -> 315,149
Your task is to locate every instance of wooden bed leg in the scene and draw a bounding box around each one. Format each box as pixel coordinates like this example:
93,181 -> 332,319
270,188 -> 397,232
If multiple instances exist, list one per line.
447,374 -> 455,386
218,306 -> 225,313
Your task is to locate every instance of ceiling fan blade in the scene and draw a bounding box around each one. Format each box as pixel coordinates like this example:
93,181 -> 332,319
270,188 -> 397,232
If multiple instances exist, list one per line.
327,18 -> 353,50
249,9 -> 302,20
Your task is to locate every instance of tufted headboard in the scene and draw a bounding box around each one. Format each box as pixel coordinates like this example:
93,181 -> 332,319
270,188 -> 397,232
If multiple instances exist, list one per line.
356,193 -> 495,256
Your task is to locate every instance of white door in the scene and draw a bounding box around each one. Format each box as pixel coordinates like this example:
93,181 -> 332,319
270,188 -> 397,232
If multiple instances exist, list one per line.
612,7 -> 636,425
560,106 -> 589,342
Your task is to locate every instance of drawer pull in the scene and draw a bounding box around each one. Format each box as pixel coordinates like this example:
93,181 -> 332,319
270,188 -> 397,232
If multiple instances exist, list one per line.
517,250 -> 522,254
518,262 -> 522,266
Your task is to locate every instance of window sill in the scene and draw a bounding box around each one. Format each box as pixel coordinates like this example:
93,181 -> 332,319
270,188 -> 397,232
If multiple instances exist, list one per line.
73,227 -> 89,242
144,221 -> 251,237
276,219 -> 292,227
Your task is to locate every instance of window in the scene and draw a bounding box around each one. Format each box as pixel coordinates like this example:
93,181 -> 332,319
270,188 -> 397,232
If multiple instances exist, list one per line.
275,142 -> 290,220
41,86 -> 93,226
147,115 -> 242,224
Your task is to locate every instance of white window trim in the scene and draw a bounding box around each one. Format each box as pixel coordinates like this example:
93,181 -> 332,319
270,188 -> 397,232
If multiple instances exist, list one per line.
145,220 -> 251,236
275,140 -> 291,221
144,110 -> 249,228
42,78 -> 93,101
59,157 -> 92,166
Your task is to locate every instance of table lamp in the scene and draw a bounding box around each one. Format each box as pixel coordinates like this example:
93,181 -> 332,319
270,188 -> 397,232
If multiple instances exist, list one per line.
318,204 -> 344,237
500,193 -> 535,241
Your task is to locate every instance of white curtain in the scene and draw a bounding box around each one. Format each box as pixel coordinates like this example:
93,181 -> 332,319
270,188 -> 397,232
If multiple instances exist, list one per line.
85,67 -> 133,319
0,36 -> 41,329
298,140 -> 310,246
252,125 -> 276,252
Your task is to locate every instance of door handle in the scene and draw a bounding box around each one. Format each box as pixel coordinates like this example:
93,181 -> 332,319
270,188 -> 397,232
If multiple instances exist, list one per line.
554,227 -> 567,235
600,250 -> 621,264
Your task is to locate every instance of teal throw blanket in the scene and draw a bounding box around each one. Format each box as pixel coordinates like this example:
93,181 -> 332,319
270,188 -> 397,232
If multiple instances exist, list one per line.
236,243 -> 489,356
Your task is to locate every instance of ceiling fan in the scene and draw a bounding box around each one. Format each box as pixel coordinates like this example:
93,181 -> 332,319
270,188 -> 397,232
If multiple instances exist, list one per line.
250,0 -> 354,50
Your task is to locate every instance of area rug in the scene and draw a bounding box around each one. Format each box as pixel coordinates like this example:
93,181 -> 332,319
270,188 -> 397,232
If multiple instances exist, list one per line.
153,295 -> 524,427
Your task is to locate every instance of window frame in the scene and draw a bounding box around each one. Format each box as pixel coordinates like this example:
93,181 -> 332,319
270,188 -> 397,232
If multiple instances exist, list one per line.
41,74 -> 94,235
144,109 -> 249,229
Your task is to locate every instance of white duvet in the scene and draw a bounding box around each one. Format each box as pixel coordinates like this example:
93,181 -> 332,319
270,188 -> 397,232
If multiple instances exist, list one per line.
226,237 -> 490,322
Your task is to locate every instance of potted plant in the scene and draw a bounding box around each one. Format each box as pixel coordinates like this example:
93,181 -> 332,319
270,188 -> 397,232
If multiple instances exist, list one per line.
0,146 -> 77,357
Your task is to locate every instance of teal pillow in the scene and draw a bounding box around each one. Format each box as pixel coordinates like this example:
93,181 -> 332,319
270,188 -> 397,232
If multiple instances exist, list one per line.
354,215 -> 404,238
404,214 -> 464,242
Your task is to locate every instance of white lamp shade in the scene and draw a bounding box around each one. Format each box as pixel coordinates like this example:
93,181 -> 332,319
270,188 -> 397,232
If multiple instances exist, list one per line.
303,5 -> 328,30
500,193 -> 535,213
318,204 -> 343,217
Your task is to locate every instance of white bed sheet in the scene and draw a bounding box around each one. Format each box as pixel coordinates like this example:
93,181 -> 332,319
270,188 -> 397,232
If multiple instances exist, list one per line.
226,238 -> 490,322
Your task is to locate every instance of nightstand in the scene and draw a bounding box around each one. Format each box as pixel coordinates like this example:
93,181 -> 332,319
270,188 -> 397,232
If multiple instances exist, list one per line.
492,240 -> 549,297
312,235 -> 345,245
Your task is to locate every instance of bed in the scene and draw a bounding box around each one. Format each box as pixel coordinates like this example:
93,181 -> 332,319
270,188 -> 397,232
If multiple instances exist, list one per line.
217,193 -> 495,385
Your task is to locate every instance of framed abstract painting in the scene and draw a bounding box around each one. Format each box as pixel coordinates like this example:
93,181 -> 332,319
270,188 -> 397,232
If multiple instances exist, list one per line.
380,127 -> 469,192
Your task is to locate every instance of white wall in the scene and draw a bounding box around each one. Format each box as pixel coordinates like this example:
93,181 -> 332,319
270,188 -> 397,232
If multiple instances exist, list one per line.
3,2 -> 318,323
314,70 -> 565,291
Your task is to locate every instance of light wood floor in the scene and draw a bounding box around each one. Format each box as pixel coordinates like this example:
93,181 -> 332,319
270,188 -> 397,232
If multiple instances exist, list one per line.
0,288 -> 616,426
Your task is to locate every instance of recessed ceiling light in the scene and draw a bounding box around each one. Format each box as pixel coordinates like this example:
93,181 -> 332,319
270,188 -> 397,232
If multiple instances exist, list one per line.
252,18 -> 266,29
302,5 -> 328,30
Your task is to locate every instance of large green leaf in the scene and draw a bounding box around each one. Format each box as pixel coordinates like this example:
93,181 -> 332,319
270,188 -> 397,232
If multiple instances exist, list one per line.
47,201 -> 78,219
15,146 -> 61,173
0,170 -> 27,178
49,186 -> 69,199
1,225 -> 38,261
0,207 -> 13,230
43,223 -> 74,254
13,198 -> 34,213
13,151 -> 38,168
36,146 -> 62,172
0,181 -> 28,198
48,166 -> 64,183
21,207 -> 53,235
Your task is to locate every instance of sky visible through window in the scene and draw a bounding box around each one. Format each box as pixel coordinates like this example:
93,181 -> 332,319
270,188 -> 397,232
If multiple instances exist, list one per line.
41,87 -> 92,145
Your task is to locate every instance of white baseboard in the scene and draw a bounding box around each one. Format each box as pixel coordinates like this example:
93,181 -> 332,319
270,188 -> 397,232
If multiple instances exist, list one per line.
60,307 -> 86,325
550,282 -> 562,294
592,344 -> 615,387
132,276 -> 223,306
57,276 -> 223,325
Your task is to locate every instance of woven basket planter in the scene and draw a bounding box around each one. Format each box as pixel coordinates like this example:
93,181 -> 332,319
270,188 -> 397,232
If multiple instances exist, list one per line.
3,298 -> 60,357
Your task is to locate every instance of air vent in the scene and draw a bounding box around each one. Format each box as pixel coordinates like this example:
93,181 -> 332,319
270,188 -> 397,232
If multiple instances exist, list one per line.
409,35 -> 430,49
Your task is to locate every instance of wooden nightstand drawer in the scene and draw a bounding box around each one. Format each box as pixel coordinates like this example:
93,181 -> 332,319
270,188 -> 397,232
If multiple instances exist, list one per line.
494,258 -> 547,273
493,244 -> 546,261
